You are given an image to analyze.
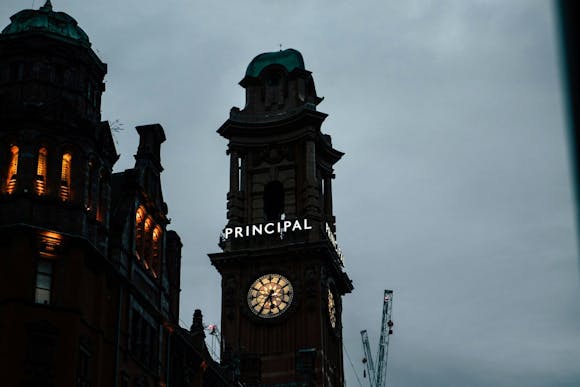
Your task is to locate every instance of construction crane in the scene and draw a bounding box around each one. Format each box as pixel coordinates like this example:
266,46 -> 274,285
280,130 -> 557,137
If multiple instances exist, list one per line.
360,290 -> 394,387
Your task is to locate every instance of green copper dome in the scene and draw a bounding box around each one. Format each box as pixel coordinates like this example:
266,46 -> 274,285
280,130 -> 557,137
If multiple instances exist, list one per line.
245,48 -> 305,78
1,1 -> 90,47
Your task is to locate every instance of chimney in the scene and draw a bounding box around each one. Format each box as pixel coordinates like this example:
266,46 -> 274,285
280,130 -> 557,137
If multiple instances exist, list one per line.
134,124 -> 166,172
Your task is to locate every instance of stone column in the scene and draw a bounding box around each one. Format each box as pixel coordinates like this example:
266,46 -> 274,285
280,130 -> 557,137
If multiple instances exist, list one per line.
229,151 -> 239,193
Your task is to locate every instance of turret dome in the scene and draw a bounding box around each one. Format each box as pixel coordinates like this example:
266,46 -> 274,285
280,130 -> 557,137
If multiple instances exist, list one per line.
1,1 -> 90,47
245,48 -> 305,78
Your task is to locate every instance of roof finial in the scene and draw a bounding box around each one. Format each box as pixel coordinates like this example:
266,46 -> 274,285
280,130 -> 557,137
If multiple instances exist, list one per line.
40,0 -> 53,11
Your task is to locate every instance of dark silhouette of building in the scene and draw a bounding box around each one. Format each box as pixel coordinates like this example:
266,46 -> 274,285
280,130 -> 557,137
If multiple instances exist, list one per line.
0,2 -> 231,386
210,49 -> 353,386
0,2 -> 352,386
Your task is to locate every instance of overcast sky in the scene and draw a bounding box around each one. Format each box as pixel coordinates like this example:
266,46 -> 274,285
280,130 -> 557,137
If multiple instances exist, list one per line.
2,1 -> 579,386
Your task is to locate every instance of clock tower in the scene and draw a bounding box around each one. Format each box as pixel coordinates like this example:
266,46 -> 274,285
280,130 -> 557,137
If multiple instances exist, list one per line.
209,49 -> 353,386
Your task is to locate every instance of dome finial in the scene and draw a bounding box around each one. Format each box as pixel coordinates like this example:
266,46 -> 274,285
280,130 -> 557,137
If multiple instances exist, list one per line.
40,0 -> 53,11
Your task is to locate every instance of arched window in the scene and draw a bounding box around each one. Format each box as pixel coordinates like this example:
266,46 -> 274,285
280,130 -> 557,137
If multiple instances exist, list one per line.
5,145 -> 19,194
152,226 -> 162,277
143,217 -> 153,269
135,206 -> 145,260
35,147 -> 47,195
59,152 -> 72,201
262,69 -> 286,108
264,181 -> 284,220
135,206 -> 160,279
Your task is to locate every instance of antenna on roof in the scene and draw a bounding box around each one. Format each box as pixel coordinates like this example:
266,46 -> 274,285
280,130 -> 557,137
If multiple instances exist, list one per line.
279,43 -> 283,51
41,0 -> 52,11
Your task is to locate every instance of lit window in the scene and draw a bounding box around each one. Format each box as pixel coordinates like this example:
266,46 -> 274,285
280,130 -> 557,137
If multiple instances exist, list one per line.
134,206 -> 160,277
144,217 -> 153,266
135,206 -> 145,260
39,232 -> 62,258
35,147 -> 47,195
60,152 -> 72,201
136,206 -> 145,223
152,226 -> 162,276
35,260 -> 53,304
144,217 -> 152,232
5,145 -> 19,194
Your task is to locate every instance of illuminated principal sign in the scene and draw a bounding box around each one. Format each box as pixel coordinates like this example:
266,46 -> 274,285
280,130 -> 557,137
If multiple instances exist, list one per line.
325,223 -> 345,265
223,218 -> 313,239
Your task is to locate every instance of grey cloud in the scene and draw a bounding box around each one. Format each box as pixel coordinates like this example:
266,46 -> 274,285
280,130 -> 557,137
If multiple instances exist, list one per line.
2,1 -> 578,386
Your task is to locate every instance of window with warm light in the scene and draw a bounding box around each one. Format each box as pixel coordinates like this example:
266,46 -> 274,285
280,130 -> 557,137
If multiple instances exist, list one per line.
135,206 -> 145,260
35,260 -> 53,304
5,145 -> 19,194
135,206 -> 161,278
39,232 -> 62,258
144,217 -> 153,267
59,152 -> 72,201
152,226 -> 162,276
35,147 -> 47,195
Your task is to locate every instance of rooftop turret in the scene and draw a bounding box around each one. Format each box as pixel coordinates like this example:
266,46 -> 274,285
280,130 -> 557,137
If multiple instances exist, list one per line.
1,1 -> 91,47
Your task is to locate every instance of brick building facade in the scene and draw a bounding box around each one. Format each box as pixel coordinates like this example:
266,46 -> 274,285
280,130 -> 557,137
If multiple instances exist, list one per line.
0,2 -> 231,386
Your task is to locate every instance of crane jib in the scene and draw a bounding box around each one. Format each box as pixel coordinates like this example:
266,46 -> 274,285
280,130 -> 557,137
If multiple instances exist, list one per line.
360,290 -> 394,387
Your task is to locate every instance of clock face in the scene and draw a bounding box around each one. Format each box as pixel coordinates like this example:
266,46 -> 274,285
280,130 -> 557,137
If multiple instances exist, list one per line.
328,289 -> 337,328
247,274 -> 293,318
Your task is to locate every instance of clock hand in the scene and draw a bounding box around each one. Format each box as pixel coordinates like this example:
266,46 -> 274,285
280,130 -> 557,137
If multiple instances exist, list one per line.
259,290 -> 274,313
